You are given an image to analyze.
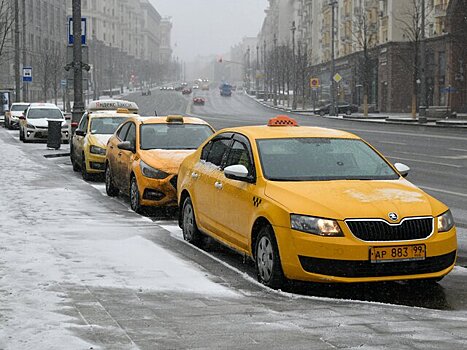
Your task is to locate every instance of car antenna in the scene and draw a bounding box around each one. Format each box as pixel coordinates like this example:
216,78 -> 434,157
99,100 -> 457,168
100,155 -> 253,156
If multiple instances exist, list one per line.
154,109 -> 158,116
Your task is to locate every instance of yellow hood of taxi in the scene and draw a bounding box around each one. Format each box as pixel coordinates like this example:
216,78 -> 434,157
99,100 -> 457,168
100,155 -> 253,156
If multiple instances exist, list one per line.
264,179 -> 446,221
87,134 -> 112,148
141,149 -> 194,174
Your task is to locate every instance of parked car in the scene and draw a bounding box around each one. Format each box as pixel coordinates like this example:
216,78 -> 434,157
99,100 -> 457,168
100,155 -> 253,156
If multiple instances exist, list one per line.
70,99 -> 139,180
182,88 -> 192,95
315,103 -> 359,116
193,97 -> 205,105
4,102 -> 29,129
177,115 -> 457,289
104,115 -> 214,213
19,103 -> 68,143
142,89 -> 151,96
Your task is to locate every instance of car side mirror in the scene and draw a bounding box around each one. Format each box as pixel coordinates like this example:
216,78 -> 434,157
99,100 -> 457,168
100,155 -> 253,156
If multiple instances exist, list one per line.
224,164 -> 253,182
394,162 -> 410,177
19,115 -> 26,120
75,129 -> 85,136
118,141 -> 135,153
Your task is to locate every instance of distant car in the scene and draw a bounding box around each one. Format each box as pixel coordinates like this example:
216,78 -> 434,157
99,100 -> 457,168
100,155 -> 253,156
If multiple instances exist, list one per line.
142,89 -> 151,96
5,102 -> 29,129
192,85 -> 200,90
19,103 -> 68,143
175,86 -> 184,92
167,86 -> 175,91
201,85 -> 210,91
193,97 -> 205,105
104,115 -> 214,212
316,103 -> 358,116
182,88 -> 192,95
160,86 -> 167,91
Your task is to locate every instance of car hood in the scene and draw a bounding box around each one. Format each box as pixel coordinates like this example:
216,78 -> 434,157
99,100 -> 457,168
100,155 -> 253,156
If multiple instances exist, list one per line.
87,134 -> 112,148
28,118 -> 65,127
141,149 -> 195,174
264,178 -> 446,221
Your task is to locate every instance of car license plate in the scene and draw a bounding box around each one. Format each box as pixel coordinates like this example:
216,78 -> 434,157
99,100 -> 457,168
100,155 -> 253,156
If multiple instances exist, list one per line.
370,244 -> 426,263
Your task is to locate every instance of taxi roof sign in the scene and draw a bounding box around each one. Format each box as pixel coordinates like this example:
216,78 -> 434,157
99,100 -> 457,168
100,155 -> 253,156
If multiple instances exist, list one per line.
166,115 -> 184,123
268,115 -> 298,127
88,100 -> 139,112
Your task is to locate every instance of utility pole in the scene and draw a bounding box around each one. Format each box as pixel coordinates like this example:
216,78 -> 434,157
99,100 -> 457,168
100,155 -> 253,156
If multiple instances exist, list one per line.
21,0 -> 27,102
419,0 -> 427,122
109,43 -> 113,98
273,33 -> 277,106
256,44 -> 259,93
263,40 -> 268,102
71,0 -> 84,134
14,0 -> 20,102
330,0 -> 337,116
291,21 -> 297,110
246,46 -> 250,93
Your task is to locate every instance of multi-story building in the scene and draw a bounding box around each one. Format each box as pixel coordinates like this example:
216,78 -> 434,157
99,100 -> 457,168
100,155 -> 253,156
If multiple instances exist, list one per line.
257,0 -> 466,113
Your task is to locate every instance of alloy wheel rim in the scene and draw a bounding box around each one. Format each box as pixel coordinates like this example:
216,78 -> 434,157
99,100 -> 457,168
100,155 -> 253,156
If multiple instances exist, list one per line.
131,180 -> 138,209
105,168 -> 111,191
257,236 -> 273,282
183,203 -> 194,240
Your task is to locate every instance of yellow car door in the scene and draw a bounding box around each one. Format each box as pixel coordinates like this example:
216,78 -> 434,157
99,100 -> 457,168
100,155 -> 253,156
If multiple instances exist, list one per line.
212,136 -> 256,251
108,122 -> 131,188
73,113 -> 88,164
118,122 -> 137,193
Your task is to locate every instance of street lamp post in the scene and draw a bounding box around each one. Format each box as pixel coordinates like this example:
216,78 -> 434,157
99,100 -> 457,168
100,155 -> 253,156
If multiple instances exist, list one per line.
273,33 -> 277,106
330,0 -> 337,116
419,0 -> 427,122
263,40 -> 268,102
291,21 -> 297,110
71,0 -> 84,135
256,44 -> 259,94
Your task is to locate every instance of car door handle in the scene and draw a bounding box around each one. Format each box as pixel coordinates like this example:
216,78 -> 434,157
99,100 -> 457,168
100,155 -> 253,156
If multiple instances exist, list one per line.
109,145 -> 114,149
191,172 -> 199,179
118,152 -> 122,157
214,181 -> 223,190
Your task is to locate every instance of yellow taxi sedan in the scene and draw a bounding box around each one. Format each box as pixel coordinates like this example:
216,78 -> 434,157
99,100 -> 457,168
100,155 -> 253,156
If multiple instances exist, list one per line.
177,115 -> 457,288
71,100 -> 139,180
105,115 -> 214,212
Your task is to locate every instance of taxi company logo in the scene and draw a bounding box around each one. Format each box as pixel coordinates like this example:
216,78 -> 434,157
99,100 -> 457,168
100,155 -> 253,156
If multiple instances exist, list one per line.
388,212 -> 398,221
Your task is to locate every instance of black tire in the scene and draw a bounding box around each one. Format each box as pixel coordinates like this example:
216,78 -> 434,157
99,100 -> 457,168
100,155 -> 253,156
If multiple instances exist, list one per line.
19,128 -> 24,141
319,110 -> 325,117
255,225 -> 286,289
105,164 -> 119,197
81,154 -> 91,181
130,176 -> 143,213
181,196 -> 201,245
346,109 -> 351,116
70,146 -> 80,172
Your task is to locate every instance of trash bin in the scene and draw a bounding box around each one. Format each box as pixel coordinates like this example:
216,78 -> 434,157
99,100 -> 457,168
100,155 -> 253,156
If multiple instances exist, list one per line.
47,120 -> 62,149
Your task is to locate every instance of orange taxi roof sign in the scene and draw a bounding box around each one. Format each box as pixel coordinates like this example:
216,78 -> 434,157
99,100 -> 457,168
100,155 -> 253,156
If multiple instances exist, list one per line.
267,115 -> 298,127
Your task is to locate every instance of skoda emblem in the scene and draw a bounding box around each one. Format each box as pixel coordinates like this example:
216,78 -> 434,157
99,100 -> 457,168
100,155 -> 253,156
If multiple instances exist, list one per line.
388,212 -> 398,221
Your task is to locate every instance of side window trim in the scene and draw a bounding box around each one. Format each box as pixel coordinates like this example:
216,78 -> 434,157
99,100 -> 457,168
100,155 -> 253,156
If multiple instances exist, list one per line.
117,122 -> 131,141
230,133 -> 256,179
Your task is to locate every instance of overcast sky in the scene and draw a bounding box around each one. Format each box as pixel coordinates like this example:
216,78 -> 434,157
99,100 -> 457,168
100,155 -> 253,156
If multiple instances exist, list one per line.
150,0 -> 268,61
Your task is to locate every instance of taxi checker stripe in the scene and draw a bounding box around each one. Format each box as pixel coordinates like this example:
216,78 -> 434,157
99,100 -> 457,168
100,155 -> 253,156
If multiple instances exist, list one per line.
252,197 -> 262,207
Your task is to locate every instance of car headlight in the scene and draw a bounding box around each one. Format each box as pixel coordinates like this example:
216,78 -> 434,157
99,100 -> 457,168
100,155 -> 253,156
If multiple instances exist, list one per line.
140,160 -> 169,179
437,210 -> 455,232
26,123 -> 35,129
291,214 -> 343,237
89,145 -> 106,155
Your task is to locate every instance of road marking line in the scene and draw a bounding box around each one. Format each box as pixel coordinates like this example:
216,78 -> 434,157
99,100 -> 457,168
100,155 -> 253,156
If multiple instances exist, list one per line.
377,141 -> 407,146
385,155 -> 463,168
344,128 -> 467,141
420,186 -> 467,198
391,150 -> 467,160
449,148 -> 467,152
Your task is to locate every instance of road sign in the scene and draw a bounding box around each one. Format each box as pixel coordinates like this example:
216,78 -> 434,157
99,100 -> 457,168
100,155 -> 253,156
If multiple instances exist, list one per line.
68,17 -> 87,45
310,78 -> 320,88
22,67 -> 32,82
441,86 -> 457,93
333,73 -> 342,83
61,79 -> 67,87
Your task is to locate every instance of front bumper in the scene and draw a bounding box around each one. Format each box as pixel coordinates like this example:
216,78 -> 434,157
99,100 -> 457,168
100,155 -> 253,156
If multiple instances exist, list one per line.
84,152 -> 106,174
24,127 -> 69,142
138,173 -> 178,208
274,224 -> 457,283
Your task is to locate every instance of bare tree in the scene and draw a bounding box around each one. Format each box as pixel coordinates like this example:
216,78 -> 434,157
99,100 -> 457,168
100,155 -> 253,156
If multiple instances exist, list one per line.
0,0 -> 14,65
48,46 -> 65,105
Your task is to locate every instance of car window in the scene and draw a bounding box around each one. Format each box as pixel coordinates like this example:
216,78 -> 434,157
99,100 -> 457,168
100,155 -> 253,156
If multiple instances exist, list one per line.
90,117 -> 127,134
225,140 -> 253,175
117,122 -> 131,140
206,138 -> 231,167
78,113 -> 88,132
124,123 -> 136,146
257,138 -> 399,181
140,124 -> 213,150
27,108 -> 63,119
11,104 -> 29,112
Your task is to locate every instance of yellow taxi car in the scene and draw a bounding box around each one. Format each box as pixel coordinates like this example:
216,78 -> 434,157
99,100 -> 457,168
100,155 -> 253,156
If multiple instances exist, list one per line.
177,115 -> 457,288
105,115 -> 214,212
70,100 -> 139,180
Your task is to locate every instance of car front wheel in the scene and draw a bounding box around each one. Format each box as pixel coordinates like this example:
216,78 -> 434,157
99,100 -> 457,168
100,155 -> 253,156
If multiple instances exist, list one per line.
81,154 -> 91,181
181,196 -> 201,245
130,176 -> 143,213
105,164 -> 119,197
255,225 -> 286,289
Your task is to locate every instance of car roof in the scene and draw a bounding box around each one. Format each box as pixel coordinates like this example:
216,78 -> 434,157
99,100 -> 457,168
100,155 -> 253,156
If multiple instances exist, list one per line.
11,102 -> 29,106
28,103 -> 60,109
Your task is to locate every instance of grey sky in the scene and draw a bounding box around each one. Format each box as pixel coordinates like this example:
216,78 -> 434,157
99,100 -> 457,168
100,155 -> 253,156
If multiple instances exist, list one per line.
150,0 -> 268,61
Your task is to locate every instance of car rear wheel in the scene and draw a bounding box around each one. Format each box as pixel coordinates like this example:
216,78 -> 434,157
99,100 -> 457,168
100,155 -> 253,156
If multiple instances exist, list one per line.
255,225 -> 286,289
181,196 -> 201,245
130,176 -> 143,213
105,164 -> 119,197
81,154 -> 91,181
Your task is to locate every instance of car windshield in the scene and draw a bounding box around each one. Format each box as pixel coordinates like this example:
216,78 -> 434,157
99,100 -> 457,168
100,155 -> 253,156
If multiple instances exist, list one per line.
11,104 -> 29,111
257,138 -> 399,181
27,108 -> 63,119
140,124 -> 213,150
90,117 -> 127,134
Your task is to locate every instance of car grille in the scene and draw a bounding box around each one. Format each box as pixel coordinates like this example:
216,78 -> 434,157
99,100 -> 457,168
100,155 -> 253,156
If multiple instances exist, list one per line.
169,175 -> 178,189
346,217 -> 433,241
299,251 -> 456,278
36,126 -> 48,129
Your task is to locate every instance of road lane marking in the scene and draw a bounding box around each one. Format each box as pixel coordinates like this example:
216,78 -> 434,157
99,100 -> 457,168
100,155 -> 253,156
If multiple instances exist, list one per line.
419,186 -> 467,198
385,156 -> 463,168
390,150 -> 467,161
449,148 -> 467,152
343,128 -> 467,141
376,141 -> 407,146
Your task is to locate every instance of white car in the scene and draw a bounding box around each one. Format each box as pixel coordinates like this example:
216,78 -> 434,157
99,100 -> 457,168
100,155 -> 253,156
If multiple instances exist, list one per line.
5,102 -> 29,129
19,103 -> 69,143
